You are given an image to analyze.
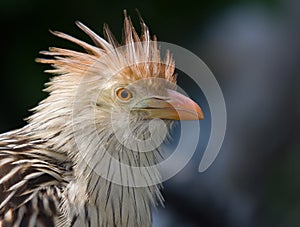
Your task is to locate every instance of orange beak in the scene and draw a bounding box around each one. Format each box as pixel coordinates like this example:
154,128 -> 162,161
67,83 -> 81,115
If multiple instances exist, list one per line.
132,89 -> 204,120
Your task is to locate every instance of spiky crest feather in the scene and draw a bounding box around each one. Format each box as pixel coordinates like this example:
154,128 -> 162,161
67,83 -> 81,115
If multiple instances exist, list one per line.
36,13 -> 175,83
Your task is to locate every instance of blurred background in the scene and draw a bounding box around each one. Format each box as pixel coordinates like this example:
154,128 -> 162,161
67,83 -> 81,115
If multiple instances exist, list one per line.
0,0 -> 300,226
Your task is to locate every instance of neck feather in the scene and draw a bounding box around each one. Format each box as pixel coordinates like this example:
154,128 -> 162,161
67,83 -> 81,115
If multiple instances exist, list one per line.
27,81 -> 164,226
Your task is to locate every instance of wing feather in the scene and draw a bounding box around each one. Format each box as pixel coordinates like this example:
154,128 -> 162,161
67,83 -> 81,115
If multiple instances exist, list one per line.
0,130 -> 71,226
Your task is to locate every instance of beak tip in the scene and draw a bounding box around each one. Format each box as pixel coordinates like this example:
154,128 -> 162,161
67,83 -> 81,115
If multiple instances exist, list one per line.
196,106 -> 204,120
198,113 -> 204,120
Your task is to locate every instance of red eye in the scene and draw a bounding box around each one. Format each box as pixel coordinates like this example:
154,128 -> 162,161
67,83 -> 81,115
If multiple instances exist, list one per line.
116,87 -> 132,101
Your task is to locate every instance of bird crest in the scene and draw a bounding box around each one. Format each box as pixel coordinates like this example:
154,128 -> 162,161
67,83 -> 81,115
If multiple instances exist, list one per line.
37,12 -> 176,84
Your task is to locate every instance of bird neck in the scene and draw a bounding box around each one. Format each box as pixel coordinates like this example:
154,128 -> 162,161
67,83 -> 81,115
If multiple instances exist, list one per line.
70,126 -> 164,227
28,116 -> 164,226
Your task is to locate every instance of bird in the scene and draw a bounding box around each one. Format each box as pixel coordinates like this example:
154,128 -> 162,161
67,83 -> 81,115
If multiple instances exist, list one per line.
0,12 -> 203,227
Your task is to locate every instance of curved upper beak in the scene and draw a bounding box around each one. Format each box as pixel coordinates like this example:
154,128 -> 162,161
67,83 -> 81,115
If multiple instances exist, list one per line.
132,89 -> 204,120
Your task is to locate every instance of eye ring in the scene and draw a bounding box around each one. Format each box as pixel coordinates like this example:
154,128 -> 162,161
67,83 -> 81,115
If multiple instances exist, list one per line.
115,87 -> 133,101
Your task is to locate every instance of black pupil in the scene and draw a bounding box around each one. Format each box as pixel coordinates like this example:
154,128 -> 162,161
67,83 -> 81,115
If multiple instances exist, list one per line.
120,90 -> 129,99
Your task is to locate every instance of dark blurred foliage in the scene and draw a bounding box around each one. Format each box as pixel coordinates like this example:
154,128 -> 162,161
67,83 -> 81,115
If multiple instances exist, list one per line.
2,0 -> 300,227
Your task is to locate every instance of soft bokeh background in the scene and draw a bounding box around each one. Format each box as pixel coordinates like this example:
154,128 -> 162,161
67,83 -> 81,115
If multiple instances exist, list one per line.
1,0 -> 300,226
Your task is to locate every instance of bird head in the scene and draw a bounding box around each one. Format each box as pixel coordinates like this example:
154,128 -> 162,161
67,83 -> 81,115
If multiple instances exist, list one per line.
33,13 -> 203,168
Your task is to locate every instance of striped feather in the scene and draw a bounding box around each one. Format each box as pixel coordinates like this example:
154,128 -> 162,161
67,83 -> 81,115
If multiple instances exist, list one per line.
0,130 -> 70,226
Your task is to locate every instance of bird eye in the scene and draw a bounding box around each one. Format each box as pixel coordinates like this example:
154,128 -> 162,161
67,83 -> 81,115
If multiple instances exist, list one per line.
115,87 -> 132,101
